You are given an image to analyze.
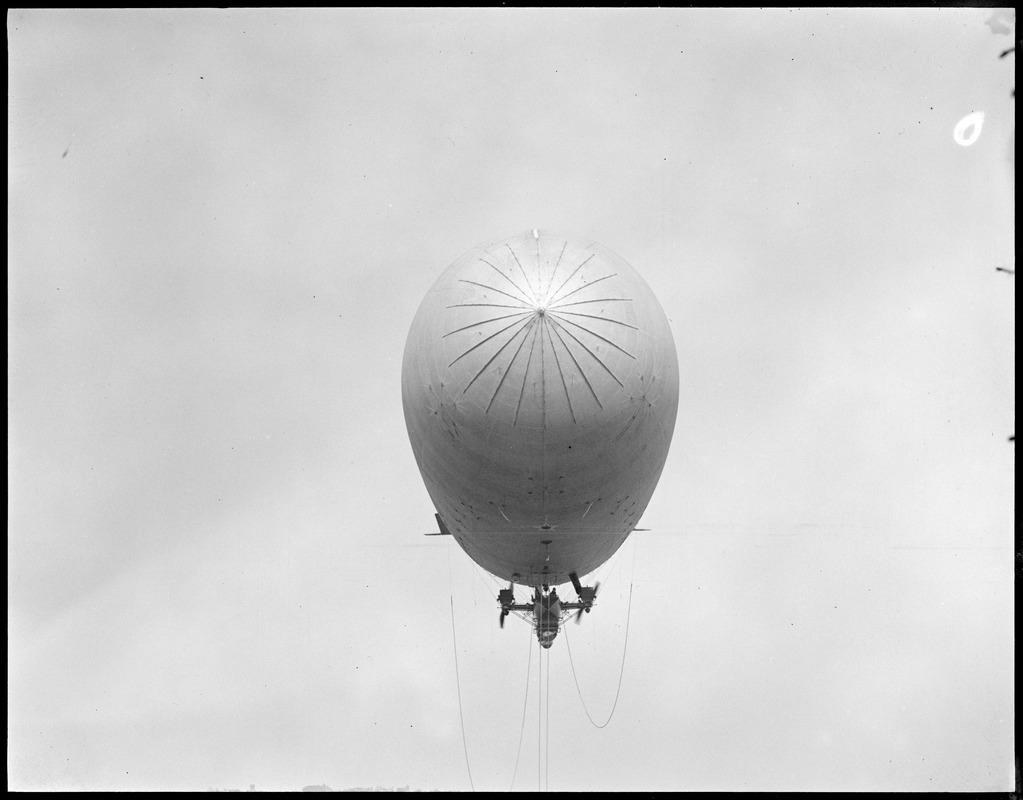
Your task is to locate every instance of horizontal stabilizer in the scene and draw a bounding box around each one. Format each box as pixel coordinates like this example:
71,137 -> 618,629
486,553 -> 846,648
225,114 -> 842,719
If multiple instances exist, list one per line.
425,512 -> 454,536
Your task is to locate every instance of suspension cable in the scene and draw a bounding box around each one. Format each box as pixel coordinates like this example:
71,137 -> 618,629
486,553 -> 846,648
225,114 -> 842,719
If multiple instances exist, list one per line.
449,595 -> 476,791
508,625 -> 533,791
563,580 -> 635,729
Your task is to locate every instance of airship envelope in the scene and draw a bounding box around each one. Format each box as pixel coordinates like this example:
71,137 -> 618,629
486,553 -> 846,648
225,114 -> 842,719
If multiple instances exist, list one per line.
402,231 -> 679,588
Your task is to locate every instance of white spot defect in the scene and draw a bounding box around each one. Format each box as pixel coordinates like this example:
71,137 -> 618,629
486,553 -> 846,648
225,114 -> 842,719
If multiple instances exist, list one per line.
532,229 -> 539,239
953,111 -> 985,147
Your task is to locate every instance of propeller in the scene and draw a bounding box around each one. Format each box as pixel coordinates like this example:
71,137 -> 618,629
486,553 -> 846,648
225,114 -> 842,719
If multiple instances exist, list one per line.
498,582 -> 515,629
573,581 -> 600,624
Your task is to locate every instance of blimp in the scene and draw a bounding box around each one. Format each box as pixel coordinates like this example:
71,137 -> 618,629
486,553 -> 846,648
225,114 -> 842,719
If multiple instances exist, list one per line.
402,231 -> 678,647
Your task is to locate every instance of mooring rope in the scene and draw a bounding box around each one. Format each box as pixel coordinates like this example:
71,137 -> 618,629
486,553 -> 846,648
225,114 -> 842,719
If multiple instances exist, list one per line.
563,580 -> 635,729
508,625 -> 533,791
449,595 -> 476,791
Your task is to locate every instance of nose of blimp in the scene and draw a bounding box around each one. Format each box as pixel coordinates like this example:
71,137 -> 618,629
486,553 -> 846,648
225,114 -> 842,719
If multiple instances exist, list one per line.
414,230 -> 669,433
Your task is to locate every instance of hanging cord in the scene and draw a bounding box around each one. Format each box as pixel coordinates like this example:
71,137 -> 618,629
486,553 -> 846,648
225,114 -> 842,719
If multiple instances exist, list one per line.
449,547 -> 542,791
449,594 -> 476,792
563,580 -> 635,729
508,625 -> 533,791
448,597 -> 474,793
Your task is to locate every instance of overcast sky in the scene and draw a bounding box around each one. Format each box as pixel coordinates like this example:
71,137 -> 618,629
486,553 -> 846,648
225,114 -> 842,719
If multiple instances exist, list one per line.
8,8 -> 1015,792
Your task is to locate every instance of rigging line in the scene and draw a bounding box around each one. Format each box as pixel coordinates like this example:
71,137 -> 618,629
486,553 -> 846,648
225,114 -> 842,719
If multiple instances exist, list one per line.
470,557 -> 509,608
468,559 -> 502,592
445,539 -> 455,595
449,595 -> 476,791
563,581 -> 635,729
508,626 -> 534,791
589,538 -> 626,595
